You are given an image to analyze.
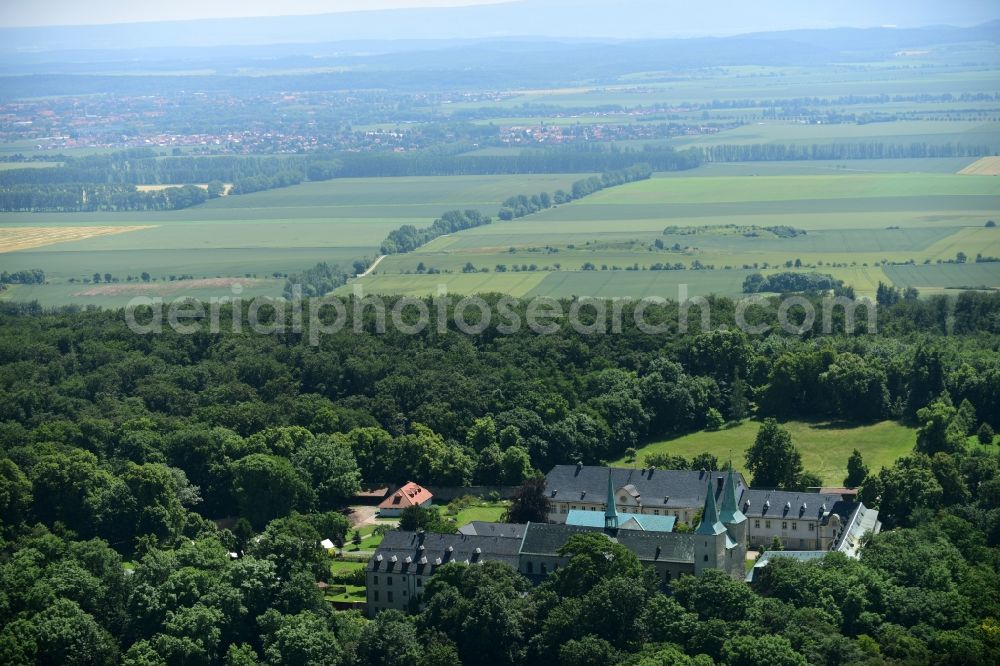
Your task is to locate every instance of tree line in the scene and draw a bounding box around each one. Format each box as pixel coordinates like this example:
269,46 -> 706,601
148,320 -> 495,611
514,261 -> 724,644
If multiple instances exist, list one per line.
500,164 -> 652,220
0,183 -> 211,213
382,165 -> 652,255
703,141 -> 991,162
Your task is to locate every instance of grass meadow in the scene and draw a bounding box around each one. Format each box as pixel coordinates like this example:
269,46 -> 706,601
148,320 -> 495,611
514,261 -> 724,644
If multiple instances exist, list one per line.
609,419 -> 918,486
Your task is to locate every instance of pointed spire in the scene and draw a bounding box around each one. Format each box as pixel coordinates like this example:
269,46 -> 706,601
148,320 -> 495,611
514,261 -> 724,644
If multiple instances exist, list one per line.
605,469 -> 618,530
719,464 -> 747,524
695,476 -> 726,536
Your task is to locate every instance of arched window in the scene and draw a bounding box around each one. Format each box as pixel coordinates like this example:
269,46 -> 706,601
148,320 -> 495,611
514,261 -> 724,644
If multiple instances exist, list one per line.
541,563 -> 548,574
526,561 -> 533,574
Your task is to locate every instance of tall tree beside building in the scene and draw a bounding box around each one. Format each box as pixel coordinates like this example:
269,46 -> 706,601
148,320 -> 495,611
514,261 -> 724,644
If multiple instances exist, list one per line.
845,449 -> 869,488
745,419 -> 803,489
504,476 -> 550,523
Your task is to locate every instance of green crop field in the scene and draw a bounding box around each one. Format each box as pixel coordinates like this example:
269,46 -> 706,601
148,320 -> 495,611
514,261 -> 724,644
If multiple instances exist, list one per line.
610,419 -> 918,486
524,269 -> 753,299
655,158 -> 981,177
336,271 -> 549,298
671,120 -> 1000,150
883,263 -> 1000,291
1,174 -> 586,306
579,174 -> 1000,204
353,171 -> 1000,300
443,65 -> 1000,111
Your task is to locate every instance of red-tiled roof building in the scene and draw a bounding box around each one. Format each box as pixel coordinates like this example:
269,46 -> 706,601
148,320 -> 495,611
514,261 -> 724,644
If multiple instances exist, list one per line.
378,482 -> 433,517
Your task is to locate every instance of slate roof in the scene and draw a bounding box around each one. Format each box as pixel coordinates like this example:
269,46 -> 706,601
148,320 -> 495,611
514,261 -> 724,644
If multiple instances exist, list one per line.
457,521 -> 528,539
567,510 -> 676,532
518,522 -> 604,556
368,530 -> 520,574
546,465 -> 748,508
615,531 -> 695,563
738,489 -> 849,522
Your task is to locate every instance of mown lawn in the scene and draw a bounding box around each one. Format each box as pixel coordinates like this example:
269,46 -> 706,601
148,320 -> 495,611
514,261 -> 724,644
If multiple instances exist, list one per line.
344,525 -> 387,551
329,560 -> 366,576
325,585 -> 366,604
449,502 -> 508,526
610,419 -> 917,486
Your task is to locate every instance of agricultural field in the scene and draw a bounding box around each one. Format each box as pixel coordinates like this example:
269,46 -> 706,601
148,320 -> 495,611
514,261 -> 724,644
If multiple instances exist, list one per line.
441,63 -> 1000,112
0,224 -> 154,252
670,119 -> 1000,150
960,156 -> 1000,176
354,170 -> 1000,299
609,419 -> 918,486
0,174 -> 584,306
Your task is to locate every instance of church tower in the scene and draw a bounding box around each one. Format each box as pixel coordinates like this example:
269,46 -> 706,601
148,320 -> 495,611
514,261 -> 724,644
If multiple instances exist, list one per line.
719,465 -> 748,578
694,476 -> 727,575
605,469 -> 619,531
719,466 -> 748,544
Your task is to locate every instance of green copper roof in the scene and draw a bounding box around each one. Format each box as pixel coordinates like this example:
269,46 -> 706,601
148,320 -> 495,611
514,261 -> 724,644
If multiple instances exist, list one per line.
719,466 -> 747,524
605,469 -> 619,529
695,477 -> 726,536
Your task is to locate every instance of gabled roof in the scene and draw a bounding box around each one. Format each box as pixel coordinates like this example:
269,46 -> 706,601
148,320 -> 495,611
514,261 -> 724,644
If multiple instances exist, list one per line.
457,521 -> 527,539
518,522 -> 605,556
738,489 -> 846,521
620,514 -> 677,533
379,482 -> 432,509
368,530 -> 520,574
546,465 -> 747,509
615,531 -> 694,563
567,510 -> 675,533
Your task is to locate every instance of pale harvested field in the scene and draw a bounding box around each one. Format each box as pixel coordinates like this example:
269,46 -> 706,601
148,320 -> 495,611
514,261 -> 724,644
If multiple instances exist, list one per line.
72,277 -> 264,296
135,183 -> 233,194
0,225 -> 156,252
959,157 -> 1000,176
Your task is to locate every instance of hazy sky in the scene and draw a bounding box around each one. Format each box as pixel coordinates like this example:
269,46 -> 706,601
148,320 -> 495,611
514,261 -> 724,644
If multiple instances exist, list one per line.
0,0 -> 510,27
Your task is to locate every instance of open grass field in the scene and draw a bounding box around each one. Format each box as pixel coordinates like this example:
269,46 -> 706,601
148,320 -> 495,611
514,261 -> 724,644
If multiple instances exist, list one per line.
609,419 -> 918,486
